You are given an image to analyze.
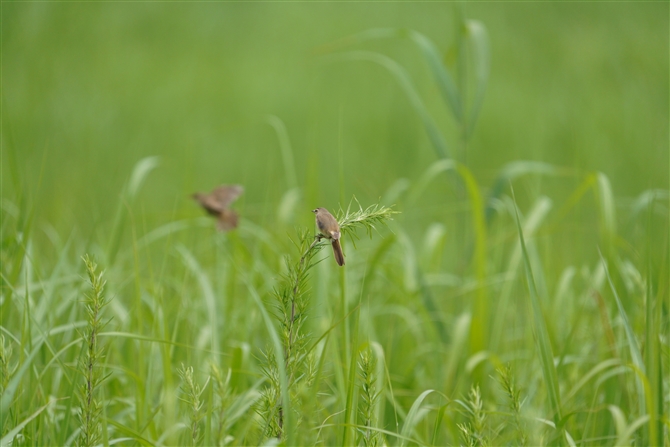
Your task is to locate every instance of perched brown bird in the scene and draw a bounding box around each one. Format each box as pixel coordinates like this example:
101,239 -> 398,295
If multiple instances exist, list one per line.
192,185 -> 244,231
312,207 -> 345,266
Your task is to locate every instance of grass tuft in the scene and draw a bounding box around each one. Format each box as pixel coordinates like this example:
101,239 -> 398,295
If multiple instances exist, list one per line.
495,364 -> 527,446
336,200 -> 398,242
177,363 -> 209,446
357,346 -> 382,447
456,386 -> 487,447
0,335 -> 16,438
210,363 -> 235,446
76,255 -> 111,447
255,200 -> 397,444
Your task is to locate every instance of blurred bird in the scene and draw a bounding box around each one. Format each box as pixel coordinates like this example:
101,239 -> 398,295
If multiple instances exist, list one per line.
312,207 -> 345,266
192,185 -> 244,231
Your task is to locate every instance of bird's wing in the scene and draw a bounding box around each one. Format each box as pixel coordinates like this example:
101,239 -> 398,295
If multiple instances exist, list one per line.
211,185 -> 244,209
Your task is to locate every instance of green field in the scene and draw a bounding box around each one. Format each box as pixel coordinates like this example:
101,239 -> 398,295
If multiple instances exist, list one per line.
2,3 -> 669,446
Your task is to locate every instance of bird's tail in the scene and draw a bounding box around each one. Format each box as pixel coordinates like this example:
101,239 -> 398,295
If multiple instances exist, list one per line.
217,209 -> 239,231
332,239 -> 345,266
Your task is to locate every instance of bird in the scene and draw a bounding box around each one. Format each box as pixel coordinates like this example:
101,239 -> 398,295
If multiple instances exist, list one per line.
312,207 -> 345,266
192,185 -> 244,231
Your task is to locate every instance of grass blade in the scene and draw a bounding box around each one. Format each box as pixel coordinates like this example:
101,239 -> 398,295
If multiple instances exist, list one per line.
404,29 -> 461,120
243,278 -> 293,446
463,20 -> 490,139
407,159 -> 488,351
178,244 -> 221,355
491,196 -> 552,353
400,389 -> 436,446
443,313 -> 471,395
511,189 -> 562,424
318,27 -> 461,120
103,417 -> 156,447
0,401 -> 51,447
608,405 -> 650,447
599,250 -> 646,419
107,156 -> 160,264
454,164 -> 488,354
485,161 -> 558,224
406,159 -> 457,206
0,340 -> 44,416
266,115 -> 298,190
127,156 -> 160,201
596,173 -> 617,253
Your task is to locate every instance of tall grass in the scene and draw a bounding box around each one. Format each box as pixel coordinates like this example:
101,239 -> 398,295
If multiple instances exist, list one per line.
2,153 -> 666,446
2,4 -> 668,447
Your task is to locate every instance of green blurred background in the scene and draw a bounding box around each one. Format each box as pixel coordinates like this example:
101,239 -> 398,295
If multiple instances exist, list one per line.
3,2 -> 668,238
2,3 -> 669,445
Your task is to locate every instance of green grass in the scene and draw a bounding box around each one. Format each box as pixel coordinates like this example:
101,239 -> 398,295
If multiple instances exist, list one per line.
2,2 -> 669,446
